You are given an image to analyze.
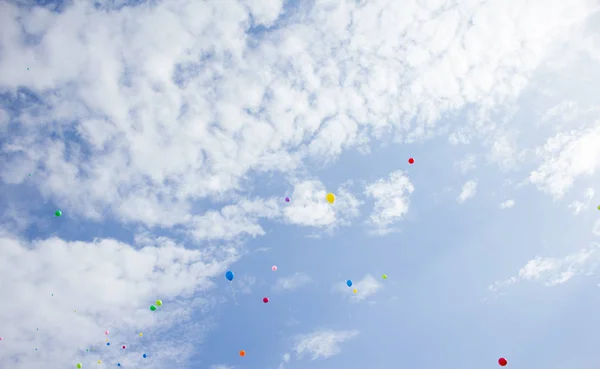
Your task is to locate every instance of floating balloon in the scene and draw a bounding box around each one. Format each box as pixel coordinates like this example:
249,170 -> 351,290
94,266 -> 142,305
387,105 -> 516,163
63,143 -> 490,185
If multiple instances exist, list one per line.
225,270 -> 234,281
239,350 -> 246,357
97,360 -> 102,364
285,197 -> 290,202
0,337 -> 3,341
143,353 -> 147,358
150,305 -> 157,311
597,205 -> 600,210
155,299 -> 162,306
353,288 -> 358,294
117,364 -> 121,367
382,274 -> 388,280
55,210 -> 62,217
106,342 -> 110,346
498,358 -> 507,366
326,193 -> 335,204
272,265 -> 277,271
346,280 -> 352,287
139,333 -> 143,337
104,330 -> 109,335
122,345 -> 126,349
408,158 -> 414,164
77,364 -> 82,369
263,297 -> 269,303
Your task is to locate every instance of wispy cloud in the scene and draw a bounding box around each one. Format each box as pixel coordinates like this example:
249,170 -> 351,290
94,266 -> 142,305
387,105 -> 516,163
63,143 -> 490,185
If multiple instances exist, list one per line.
457,180 -> 477,204
364,170 -> 414,235
499,199 -> 515,209
489,244 -> 600,293
273,273 -> 312,292
293,329 -> 359,360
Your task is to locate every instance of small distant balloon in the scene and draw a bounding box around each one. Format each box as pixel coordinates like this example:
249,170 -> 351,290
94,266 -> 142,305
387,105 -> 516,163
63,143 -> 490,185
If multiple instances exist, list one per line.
239,350 -> 246,357
77,364 -> 82,369
263,297 -> 269,303
382,274 -> 388,280
498,358 -> 507,366
225,270 -> 234,281
346,280 -> 352,287
353,288 -> 358,294
139,332 -> 143,337
155,299 -> 162,306
122,345 -> 126,350
285,197 -> 290,202
408,158 -> 414,164
597,205 -> 600,210
142,353 -> 147,358
326,193 -> 335,204
106,342 -> 110,346
117,364 -> 121,367
272,265 -> 277,271
97,360 -> 102,364
55,210 -> 62,217
149,305 -> 157,311
0,337 -> 3,341
104,330 -> 109,335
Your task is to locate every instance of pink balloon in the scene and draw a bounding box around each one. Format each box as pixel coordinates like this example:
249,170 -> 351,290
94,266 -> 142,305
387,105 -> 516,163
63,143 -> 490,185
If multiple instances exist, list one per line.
0,337 -> 3,341
122,345 -> 126,349
271,265 -> 277,271
104,330 -> 109,335
263,297 -> 269,303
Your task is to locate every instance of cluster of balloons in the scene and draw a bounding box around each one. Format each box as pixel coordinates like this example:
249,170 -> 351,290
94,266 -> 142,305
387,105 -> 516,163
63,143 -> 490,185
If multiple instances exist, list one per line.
149,299 -> 163,311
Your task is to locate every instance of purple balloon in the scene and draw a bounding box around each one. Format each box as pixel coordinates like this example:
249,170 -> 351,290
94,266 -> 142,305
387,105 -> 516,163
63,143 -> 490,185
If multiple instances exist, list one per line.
285,197 -> 290,202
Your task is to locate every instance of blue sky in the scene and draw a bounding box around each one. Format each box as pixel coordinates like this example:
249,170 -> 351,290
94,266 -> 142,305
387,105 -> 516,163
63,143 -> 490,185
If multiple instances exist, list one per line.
1,0 -> 600,368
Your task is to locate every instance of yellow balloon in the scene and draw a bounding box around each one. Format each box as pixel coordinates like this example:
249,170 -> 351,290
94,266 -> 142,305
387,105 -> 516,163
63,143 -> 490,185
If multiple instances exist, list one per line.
352,288 -> 357,294
97,360 -> 102,364
326,193 -> 335,204
139,332 -> 143,337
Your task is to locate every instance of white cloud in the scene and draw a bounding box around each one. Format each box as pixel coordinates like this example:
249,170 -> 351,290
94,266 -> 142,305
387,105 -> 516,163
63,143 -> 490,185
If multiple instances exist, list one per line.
569,201 -> 586,215
568,188 -> 596,214
333,274 -> 383,302
488,243 -> 600,293
454,155 -> 476,174
273,273 -> 312,292
0,234 -> 235,368
529,123 -> 600,198
457,180 -> 478,204
499,199 -> 515,209
293,329 -> 358,360
364,171 -> 414,235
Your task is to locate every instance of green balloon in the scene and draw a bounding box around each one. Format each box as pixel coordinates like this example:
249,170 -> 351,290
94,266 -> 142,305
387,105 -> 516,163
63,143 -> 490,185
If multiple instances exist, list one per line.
382,274 -> 388,280
77,364 -> 82,369
155,299 -> 162,306
150,305 -> 157,311
597,205 -> 600,210
55,210 -> 62,217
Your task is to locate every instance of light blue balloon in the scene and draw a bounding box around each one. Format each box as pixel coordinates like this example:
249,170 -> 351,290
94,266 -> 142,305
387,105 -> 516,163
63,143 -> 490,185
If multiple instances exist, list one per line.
346,280 -> 352,287
225,270 -> 234,281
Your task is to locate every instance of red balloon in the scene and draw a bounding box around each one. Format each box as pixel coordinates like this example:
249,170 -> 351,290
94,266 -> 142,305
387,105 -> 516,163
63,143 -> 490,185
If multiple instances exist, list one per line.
263,297 -> 269,303
408,158 -> 414,164
498,358 -> 507,366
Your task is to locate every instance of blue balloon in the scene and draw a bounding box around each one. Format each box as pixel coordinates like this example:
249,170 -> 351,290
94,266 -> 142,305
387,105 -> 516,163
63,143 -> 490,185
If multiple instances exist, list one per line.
143,353 -> 147,358
106,342 -> 110,346
346,280 -> 352,287
117,364 -> 121,367
225,270 -> 234,281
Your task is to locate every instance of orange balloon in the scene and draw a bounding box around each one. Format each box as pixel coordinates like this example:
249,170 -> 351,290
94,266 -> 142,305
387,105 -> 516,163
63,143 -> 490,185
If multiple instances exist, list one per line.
239,350 -> 246,357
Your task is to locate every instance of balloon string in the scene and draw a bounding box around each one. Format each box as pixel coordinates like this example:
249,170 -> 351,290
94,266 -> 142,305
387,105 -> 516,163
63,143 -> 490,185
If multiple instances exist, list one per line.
230,282 -> 239,306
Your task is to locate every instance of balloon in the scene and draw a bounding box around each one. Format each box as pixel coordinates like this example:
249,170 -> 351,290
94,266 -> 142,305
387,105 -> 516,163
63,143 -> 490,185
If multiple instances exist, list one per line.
97,360 -> 102,364
104,330 -> 109,335
106,342 -> 110,346
597,205 -> 600,210
225,271 -> 234,281
239,350 -> 246,357
117,364 -> 121,367
263,297 -> 269,303
285,197 -> 290,202
139,332 -> 143,336
55,210 -> 62,217
272,265 -> 277,271
353,288 -> 358,294
498,358 -> 507,366
346,280 -> 352,287
77,364 -> 82,369
0,337 -> 3,341
143,353 -> 147,358
122,345 -> 126,349
326,193 -> 335,204
408,158 -> 414,164
155,299 -> 162,306
382,274 -> 388,280
149,305 -> 157,311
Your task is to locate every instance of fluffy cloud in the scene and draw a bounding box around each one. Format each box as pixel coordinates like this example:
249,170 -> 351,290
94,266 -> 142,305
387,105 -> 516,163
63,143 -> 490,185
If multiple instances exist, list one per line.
364,171 -> 414,235
272,273 -> 312,293
293,329 -> 358,360
499,199 -> 515,209
488,243 -> 600,293
0,234 -> 234,368
457,180 -> 477,204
